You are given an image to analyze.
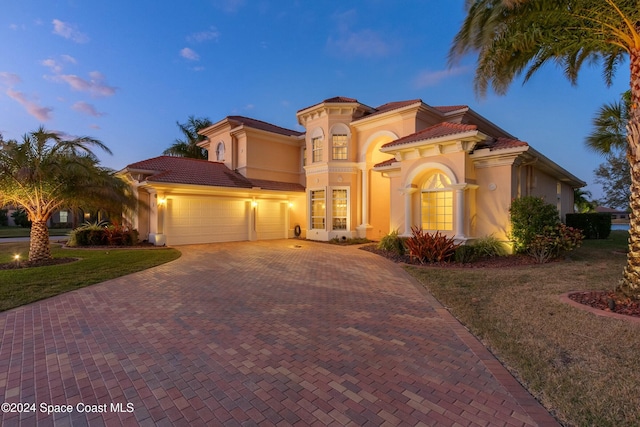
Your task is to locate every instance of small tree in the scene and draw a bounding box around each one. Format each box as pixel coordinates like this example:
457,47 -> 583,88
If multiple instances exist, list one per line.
509,196 -> 559,253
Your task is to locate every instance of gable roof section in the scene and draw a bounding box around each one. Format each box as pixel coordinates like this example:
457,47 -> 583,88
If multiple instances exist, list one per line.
125,156 -> 304,192
381,122 -> 478,149
227,116 -> 303,137
433,105 -> 468,114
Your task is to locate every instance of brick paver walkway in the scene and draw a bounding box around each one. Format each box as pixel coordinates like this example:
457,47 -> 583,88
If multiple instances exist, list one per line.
0,240 -> 559,426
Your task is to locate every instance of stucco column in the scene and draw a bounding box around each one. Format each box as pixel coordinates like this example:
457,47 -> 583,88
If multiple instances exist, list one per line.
356,163 -> 372,237
402,185 -> 418,236
451,184 -> 468,241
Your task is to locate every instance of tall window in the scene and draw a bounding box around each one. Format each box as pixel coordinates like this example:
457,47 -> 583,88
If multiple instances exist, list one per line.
302,144 -> 307,167
332,134 -> 348,160
312,137 -> 323,163
216,142 -> 225,161
311,190 -> 325,229
421,172 -> 453,231
332,189 -> 348,230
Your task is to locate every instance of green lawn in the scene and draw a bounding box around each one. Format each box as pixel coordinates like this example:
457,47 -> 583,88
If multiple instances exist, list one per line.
0,226 -> 71,238
0,242 -> 181,312
405,231 -> 639,426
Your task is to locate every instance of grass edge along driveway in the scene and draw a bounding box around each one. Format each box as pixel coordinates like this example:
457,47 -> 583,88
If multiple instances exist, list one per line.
0,242 -> 181,312
406,231 -> 639,427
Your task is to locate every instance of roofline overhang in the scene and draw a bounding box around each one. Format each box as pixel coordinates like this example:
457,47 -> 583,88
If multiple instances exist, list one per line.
471,145 -> 586,188
380,130 -> 487,153
135,181 -> 305,198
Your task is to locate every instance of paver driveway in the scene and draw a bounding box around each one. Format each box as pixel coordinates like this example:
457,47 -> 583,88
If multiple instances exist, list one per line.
0,240 -> 558,426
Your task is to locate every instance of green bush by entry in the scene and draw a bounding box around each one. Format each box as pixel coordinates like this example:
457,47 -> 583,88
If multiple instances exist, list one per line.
67,221 -> 139,247
509,196 -> 559,253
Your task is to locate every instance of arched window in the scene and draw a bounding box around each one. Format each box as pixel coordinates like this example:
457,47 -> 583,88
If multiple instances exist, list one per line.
216,142 -> 225,161
421,172 -> 453,231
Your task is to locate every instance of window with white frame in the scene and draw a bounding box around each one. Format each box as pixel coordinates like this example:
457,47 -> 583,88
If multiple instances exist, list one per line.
421,172 -> 453,231
59,210 -> 68,223
332,134 -> 348,160
310,190 -> 325,229
332,189 -> 348,230
312,137 -> 323,163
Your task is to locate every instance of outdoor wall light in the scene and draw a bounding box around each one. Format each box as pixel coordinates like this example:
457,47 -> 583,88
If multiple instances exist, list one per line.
288,202 -> 293,208
158,198 -> 167,206
251,201 -> 258,208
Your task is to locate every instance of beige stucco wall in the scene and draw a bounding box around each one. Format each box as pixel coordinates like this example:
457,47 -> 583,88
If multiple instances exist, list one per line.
244,129 -> 303,184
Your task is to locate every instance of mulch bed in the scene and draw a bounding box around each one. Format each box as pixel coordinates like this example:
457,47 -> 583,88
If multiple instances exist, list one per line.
362,244 -> 640,319
568,291 -> 640,318
359,244 -> 537,268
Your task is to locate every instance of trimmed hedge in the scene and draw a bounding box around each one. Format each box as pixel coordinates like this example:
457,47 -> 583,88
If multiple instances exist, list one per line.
565,213 -> 611,239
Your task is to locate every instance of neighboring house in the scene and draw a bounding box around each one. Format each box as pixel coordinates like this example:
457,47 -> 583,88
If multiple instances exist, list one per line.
119,96 -> 584,246
595,206 -> 630,223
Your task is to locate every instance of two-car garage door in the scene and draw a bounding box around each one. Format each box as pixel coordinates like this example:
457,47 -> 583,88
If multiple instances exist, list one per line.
164,196 -> 286,245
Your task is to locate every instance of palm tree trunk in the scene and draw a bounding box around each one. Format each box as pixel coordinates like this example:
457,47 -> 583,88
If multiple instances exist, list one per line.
29,220 -> 52,262
619,49 -> 640,298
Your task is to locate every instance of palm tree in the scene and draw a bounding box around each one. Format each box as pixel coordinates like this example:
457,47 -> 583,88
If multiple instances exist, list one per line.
163,115 -> 212,159
0,127 -> 135,262
450,0 -> 640,296
574,188 -> 596,213
586,90 -> 630,155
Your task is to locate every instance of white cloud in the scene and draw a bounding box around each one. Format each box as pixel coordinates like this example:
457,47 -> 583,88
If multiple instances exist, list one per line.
52,19 -> 89,43
328,29 -> 390,58
180,47 -> 200,61
327,10 -> 392,59
72,101 -> 105,117
188,27 -> 220,43
6,88 -> 53,121
89,124 -> 101,130
0,72 -> 22,87
50,71 -> 117,97
413,66 -> 469,88
61,54 -> 77,64
42,58 -> 63,74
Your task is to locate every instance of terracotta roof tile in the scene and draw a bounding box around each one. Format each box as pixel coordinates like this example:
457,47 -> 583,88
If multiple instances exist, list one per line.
373,158 -> 397,168
297,96 -> 362,113
126,156 -> 304,192
433,105 -> 468,114
475,137 -> 528,151
227,116 -> 303,137
381,122 -> 478,149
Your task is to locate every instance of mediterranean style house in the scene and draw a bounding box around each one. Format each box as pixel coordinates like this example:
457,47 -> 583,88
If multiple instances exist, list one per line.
119,96 -> 584,246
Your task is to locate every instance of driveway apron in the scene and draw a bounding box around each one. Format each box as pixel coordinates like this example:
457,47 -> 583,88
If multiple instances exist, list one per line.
0,240 -> 558,426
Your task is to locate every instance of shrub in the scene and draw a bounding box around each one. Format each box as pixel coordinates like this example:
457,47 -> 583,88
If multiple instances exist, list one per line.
378,229 -> 407,255
473,235 -> 508,258
565,213 -> 612,239
455,245 -> 477,263
528,224 -> 584,264
405,226 -> 460,264
0,209 -> 8,226
509,196 -> 559,253
67,220 -> 139,247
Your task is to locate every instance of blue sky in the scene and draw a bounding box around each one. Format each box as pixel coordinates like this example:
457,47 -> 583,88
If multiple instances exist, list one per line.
0,0 -> 630,201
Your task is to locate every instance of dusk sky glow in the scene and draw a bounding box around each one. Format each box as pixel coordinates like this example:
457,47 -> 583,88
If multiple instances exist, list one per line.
1,1 -> 631,200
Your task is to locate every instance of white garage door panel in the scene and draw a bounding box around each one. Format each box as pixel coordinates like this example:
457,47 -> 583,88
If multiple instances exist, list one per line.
165,197 -> 248,245
258,202 -> 286,240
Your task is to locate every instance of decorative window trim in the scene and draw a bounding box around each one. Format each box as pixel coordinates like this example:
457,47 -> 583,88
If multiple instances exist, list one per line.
312,137 -> 323,163
310,189 -> 326,230
331,134 -> 348,160
331,187 -> 349,231
421,172 -> 453,231
216,142 -> 225,161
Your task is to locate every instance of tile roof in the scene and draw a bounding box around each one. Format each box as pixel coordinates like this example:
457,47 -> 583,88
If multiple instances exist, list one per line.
381,122 -> 478,149
297,96 -> 363,113
475,137 -> 528,151
227,116 -> 303,137
373,158 -> 398,168
433,105 -> 468,114
125,156 -> 304,192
